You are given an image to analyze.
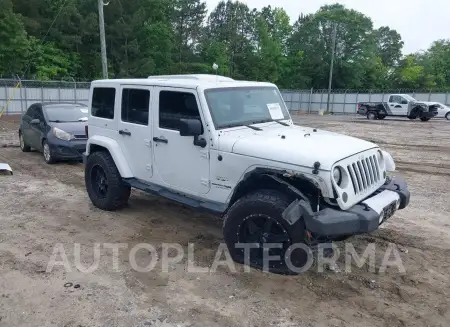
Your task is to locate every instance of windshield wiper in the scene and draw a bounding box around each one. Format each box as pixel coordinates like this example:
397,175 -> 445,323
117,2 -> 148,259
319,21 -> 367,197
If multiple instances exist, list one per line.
244,124 -> 262,131
273,120 -> 289,126
220,123 -> 262,131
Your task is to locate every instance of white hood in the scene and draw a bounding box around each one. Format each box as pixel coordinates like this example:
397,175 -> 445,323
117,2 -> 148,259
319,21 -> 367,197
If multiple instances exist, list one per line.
218,124 -> 378,170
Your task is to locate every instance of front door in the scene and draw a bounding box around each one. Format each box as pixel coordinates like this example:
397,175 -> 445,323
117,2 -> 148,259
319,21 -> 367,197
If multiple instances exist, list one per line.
152,87 -> 210,195
117,85 -> 153,182
388,95 -> 408,115
29,106 -> 46,149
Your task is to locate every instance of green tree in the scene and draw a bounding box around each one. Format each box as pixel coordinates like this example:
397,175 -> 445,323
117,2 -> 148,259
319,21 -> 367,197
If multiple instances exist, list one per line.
28,40 -> 77,80
375,26 -> 403,67
420,40 -> 450,88
289,4 -> 378,89
392,55 -> 436,89
172,0 -> 207,65
0,0 -> 30,76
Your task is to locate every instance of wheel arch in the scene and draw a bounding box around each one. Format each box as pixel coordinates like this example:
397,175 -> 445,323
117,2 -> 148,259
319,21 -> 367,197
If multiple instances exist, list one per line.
86,136 -> 133,178
227,168 -> 319,211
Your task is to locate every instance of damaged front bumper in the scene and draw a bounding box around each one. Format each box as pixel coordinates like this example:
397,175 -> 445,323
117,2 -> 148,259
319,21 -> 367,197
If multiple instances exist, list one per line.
299,176 -> 410,238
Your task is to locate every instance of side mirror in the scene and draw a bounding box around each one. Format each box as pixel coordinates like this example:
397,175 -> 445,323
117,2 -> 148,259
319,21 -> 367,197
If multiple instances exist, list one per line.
179,118 -> 206,148
30,119 -> 40,124
179,118 -> 203,137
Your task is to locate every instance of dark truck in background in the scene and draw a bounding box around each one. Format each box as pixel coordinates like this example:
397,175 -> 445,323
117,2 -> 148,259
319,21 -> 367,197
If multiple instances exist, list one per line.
357,94 -> 439,121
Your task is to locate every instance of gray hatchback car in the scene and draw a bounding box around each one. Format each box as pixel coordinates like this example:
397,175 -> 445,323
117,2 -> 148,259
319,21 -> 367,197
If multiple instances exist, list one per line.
19,102 -> 88,164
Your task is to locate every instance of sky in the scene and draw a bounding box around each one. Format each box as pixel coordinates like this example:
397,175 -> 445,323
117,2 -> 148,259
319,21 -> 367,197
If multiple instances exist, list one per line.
205,0 -> 450,54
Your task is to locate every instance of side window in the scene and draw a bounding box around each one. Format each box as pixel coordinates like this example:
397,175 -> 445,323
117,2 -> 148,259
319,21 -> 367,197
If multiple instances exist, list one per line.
24,105 -> 36,120
35,107 -> 44,120
389,96 -> 394,102
121,89 -> 150,126
159,91 -> 201,131
390,95 -> 401,103
91,87 -> 116,119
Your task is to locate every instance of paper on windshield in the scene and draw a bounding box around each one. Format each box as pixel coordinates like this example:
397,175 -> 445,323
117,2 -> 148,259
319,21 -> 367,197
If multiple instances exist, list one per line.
267,103 -> 284,120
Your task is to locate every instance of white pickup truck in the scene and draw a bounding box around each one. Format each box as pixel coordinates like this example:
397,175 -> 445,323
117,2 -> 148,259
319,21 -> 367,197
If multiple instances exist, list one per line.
82,74 -> 410,273
357,94 -> 439,121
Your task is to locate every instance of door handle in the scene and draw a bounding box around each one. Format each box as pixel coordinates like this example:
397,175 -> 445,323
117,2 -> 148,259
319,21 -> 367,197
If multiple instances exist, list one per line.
153,136 -> 168,144
390,104 -> 394,106
119,129 -> 131,136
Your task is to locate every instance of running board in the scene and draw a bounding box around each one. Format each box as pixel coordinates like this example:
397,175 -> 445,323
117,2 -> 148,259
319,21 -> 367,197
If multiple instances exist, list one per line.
122,178 -> 226,215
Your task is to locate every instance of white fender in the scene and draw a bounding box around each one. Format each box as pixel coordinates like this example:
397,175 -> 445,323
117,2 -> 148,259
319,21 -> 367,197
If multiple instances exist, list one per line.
86,136 -> 133,178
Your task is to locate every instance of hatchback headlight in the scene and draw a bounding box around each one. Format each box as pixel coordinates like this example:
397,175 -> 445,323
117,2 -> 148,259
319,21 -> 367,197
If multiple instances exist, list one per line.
53,127 -> 74,141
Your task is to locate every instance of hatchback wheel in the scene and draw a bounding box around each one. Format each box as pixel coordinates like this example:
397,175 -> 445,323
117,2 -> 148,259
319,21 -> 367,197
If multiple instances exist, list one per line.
446,112 -> 450,120
19,132 -> 31,152
42,140 -> 56,164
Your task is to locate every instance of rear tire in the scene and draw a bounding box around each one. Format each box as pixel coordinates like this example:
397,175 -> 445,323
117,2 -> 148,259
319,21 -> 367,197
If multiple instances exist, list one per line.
223,189 -> 311,275
19,132 -> 31,152
377,114 -> 386,120
85,151 -> 131,211
445,112 -> 450,120
367,111 -> 377,120
420,117 -> 431,122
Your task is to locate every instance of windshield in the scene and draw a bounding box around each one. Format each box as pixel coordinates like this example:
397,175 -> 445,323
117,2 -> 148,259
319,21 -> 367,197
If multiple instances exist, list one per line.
44,105 -> 88,122
204,87 -> 290,129
403,94 -> 416,102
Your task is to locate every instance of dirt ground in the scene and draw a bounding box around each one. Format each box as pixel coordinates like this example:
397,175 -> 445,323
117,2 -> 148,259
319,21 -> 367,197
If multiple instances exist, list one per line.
0,114 -> 449,327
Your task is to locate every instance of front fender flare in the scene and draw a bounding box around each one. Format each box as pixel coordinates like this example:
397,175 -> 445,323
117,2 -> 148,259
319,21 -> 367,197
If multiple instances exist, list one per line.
86,136 -> 133,178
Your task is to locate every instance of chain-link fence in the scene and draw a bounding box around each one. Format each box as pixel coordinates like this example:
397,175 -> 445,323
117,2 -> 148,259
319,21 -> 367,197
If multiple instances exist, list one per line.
281,88 -> 450,114
1,79 -> 450,115
0,79 -> 91,115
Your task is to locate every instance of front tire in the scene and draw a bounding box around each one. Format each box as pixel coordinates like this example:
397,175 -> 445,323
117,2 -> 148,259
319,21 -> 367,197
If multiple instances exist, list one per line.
85,151 -> 131,211
445,112 -> 450,120
378,114 -> 386,120
42,140 -> 56,164
19,132 -> 31,152
420,117 -> 431,122
223,189 -> 311,274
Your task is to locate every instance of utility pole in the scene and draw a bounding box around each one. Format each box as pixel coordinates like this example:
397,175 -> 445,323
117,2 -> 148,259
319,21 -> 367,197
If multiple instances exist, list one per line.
98,0 -> 108,79
326,22 -> 337,114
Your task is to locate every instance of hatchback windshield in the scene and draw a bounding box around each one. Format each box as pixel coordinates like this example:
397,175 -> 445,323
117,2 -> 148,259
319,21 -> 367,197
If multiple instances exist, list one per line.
204,87 -> 290,129
44,105 -> 88,122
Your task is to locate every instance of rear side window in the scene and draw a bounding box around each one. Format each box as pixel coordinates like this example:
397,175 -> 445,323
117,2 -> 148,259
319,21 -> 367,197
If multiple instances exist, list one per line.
159,91 -> 201,130
91,87 -> 116,119
121,89 -> 150,125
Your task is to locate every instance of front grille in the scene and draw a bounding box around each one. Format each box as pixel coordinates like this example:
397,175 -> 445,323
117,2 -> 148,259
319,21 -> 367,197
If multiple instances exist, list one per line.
347,155 -> 381,195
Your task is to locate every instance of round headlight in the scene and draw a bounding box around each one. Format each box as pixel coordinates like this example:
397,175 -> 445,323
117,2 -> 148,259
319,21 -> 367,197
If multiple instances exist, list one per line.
333,167 -> 342,185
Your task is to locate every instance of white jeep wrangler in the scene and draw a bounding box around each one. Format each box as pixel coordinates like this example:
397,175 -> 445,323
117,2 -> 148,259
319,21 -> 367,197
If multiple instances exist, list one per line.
84,74 -> 410,273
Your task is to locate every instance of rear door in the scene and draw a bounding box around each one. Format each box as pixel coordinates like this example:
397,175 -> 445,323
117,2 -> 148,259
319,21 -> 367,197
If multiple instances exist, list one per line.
117,85 -> 153,182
